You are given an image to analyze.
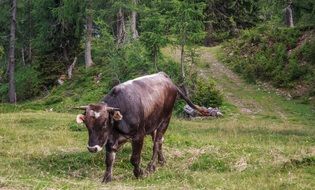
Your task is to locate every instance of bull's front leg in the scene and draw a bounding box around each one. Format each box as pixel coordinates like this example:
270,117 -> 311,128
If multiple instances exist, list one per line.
102,147 -> 116,183
130,138 -> 144,178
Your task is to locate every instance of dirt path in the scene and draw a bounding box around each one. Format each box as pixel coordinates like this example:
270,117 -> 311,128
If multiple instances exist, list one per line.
162,46 -> 288,117
198,47 -> 263,114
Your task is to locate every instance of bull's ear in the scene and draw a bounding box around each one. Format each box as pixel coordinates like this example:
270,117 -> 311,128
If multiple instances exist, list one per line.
76,114 -> 85,124
112,111 -> 123,121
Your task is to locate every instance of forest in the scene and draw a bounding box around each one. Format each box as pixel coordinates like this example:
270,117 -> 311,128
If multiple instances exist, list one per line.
0,0 -> 314,189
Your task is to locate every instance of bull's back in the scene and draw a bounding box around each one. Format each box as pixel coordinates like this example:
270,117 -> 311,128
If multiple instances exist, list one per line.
104,72 -> 177,130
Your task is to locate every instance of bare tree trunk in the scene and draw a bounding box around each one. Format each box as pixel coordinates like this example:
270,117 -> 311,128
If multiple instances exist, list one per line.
63,46 -> 69,62
131,0 -> 139,39
8,0 -> 17,103
153,46 -> 157,71
204,22 -> 214,46
180,43 -> 185,81
180,37 -> 188,97
285,3 -> 294,27
67,57 -> 77,79
28,0 -> 32,64
117,8 -> 126,45
21,47 -> 25,66
85,0 -> 93,68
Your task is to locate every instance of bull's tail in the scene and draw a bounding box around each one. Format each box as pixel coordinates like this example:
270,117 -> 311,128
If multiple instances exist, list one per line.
176,86 -> 209,116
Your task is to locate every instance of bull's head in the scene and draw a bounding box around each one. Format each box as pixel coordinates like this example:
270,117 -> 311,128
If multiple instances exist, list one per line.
76,104 -> 122,153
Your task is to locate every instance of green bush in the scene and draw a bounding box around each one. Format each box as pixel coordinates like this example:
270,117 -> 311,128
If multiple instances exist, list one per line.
222,24 -> 315,91
0,66 -> 42,102
0,46 -> 4,58
191,77 -> 223,107
0,82 -> 8,102
298,38 -> 315,65
15,67 -> 42,101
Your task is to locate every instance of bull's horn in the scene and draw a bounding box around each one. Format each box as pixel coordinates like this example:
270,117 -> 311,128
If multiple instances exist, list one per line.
106,107 -> 120,111
74,106 -> 88,110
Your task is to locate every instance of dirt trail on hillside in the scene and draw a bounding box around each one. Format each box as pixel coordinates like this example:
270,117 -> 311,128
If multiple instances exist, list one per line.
198,48 -> 262,114
163,47 -> 287,117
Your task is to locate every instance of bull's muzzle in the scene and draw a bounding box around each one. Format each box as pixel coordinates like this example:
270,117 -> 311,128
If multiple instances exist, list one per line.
87,145 -> 103,153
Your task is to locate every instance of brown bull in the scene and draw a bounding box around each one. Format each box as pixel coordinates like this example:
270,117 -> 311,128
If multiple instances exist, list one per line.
76,72 -> 207,182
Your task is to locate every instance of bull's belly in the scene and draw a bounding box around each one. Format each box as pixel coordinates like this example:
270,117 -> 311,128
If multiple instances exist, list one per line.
143,110 -> 173,135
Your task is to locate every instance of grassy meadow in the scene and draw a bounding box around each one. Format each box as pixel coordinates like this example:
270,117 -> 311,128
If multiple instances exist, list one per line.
1,47 -> 315,189
0,104 -> 314,189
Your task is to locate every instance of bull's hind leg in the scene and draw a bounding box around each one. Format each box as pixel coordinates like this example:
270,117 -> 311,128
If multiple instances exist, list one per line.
150,130 -> 164,164
147,118 -> 170,173
130,138 -> 144,178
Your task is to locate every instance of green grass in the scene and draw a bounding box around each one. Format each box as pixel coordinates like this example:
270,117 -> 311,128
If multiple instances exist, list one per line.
1,46 -> 315,189
0,104 -> 314,189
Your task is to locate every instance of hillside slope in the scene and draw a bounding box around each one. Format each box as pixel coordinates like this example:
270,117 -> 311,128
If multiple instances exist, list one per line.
163,45 -> 315,122
222,26 -> 315,103
0,47 -> 314,189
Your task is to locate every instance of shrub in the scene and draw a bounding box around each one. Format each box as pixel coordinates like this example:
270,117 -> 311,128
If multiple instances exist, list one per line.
15,66 -> 42,101
0,66 -> 42,102
222,24 -> 315,91
190,77 -> 223,108
0,46 -> 3,58
0,82 -> 8,102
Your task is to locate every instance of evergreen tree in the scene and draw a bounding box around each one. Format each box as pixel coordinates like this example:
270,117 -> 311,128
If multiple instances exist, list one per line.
140,1 -> 169,70
204,0 -> 260,45
32,0 -> 85,86
168,0 -> 205,82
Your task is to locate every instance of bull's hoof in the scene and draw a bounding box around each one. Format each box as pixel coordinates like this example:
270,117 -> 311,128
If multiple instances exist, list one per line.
146,163 -> 156,173
102,174 -> 112,183
158,159 -> 166,166
133,168 -> 144,178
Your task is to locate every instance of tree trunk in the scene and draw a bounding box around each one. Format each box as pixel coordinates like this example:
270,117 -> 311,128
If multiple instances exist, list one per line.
285,4 -> 294,27
204,22 -> 214,46
21,47 -> 25,66
117,8 -> 126,45
131,0 -> 139,39
8,0 -> 17,103
85,0 -> 93,68
63,46 -> 69,62
68,57 -> 77,79
153,45 -> 158,71
180,43 -> 185,81
28,0 -> 32,64
180,43 -> 188,97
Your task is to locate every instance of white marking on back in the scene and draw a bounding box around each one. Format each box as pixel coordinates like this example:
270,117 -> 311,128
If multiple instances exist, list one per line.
120,73 -> 160,87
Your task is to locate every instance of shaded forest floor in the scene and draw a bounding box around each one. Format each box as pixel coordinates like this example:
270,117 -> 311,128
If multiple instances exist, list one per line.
0,47 -> 314,189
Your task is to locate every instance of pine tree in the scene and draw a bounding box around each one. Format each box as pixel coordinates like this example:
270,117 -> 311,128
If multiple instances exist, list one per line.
140,1 -> 168,70
32,0 -> 85,86
168,0 -> 205,82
